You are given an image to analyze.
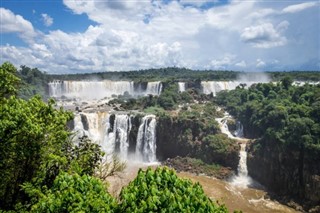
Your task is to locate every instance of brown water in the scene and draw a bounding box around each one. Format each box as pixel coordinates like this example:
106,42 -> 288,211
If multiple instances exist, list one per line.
178,172 -> 298,213
106,163 -> 299,213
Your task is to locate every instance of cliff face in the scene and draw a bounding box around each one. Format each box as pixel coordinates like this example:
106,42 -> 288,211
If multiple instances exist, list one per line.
247,140 -> 320,209
156,115 -> 239,171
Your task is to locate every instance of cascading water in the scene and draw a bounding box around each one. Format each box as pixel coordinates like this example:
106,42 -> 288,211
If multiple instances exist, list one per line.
71,111 -> 158,163
73,113 -> 88,139
231,143 -> 252,188
73,112 -> 108,143
112,114 -> 132,160
201,81 -> 260,96
48,80 -> 162,100
234,121 -> 244,138
178,82 -> 186,92
136,115 -> 157,162
216,113 -> 252,187
145,81 -> 162,96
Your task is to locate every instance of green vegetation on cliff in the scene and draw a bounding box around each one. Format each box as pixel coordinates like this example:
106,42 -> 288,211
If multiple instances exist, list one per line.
156,103 -> 240,171
216,78 -> 320,208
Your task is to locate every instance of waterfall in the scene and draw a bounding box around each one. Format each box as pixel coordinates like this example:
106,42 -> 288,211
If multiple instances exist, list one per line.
72,112 -> 107,143
178,82 -> 186,92
48,80 -> 135,99
231,143 -> 252,188
73,113 -> 88,139
111,114 -> 132,159
201,81 -> 260,96
234,121 -> 244,138
136,115 -> 157,162
72,112 -> 158,163
102,114 -> 116,157
216,113 -> 252,188
145,81 -> 162,96
48,80 -> 163,99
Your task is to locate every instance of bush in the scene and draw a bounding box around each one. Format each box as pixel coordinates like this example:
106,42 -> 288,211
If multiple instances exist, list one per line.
118,167 -> 228,213
25,172 -> 117,213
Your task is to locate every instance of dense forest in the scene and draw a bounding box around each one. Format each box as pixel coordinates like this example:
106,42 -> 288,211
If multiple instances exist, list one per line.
48,67 -> 320,82
216,78 -> 320,209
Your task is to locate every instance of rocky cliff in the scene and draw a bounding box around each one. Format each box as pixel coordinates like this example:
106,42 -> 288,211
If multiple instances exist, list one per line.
156,115 -> 239,171
247,139 -> 320,210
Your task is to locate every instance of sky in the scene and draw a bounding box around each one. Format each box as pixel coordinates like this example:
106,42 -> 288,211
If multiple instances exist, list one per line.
0,0 -> 319,74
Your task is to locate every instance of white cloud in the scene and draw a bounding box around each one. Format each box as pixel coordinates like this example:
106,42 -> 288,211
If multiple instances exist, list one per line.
256,59 -> 266,68
210,54 -> 236,69
41,13 -> 53,27
241,22 -> 288,48
235,60 -> 247,68
1,0 -> 319,72
0,8 -> 36,41
179,0 -> 218,7
282,2 -> 318,14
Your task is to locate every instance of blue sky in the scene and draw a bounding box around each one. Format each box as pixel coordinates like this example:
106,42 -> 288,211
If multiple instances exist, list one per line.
0,0 -> 319,73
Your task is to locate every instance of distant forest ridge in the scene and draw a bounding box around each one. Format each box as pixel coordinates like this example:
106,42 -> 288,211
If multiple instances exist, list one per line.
47,67 -> 320,82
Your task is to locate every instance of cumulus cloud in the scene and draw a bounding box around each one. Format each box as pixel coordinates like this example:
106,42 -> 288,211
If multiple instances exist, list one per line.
256,59 -> 266,68
240,22 -> 288,48
235,60 -> 247,68
41,13 -> 53,27
0,8 -> 36,41
0,0 -> 319,72
210,54 -> 237,69
179,0 -> 218,7
282,2 -> 318,14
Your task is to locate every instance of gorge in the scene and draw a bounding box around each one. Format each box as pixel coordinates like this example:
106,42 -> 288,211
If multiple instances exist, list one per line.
56,78 -> 320,212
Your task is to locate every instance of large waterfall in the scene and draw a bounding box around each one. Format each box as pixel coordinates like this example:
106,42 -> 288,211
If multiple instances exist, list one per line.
73,112 -> 157,163
145,81 -> 163,96
136,115 -> 157,162
201,81 -> 260,96
110,114 -> 132,159
48,80 -> 162,99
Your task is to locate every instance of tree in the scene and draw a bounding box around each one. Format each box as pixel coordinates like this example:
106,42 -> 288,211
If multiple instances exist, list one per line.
0,96 -> 73,209
281,76 -> 293,90
24,172 -> 117,213
118,167 -> 228,212
0,62 -> 74,210
0,62 -> 20,99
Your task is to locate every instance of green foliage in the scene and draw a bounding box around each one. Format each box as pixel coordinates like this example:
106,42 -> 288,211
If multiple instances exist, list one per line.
69,135 -> 105,176
17,65 -> 50,100
0,95 -> 73,209
48,67 -> 320,82
0,63 -> 106,211
144,106 -> 167,115
215,82 -> 320,173
203,134 -> 235,154
119,167 -> 228,213
0,62 -> 20,98
49,67 -> 239,82
216,82 -> 320,148
24,172 -> 117,213
280,76 -> 293,90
